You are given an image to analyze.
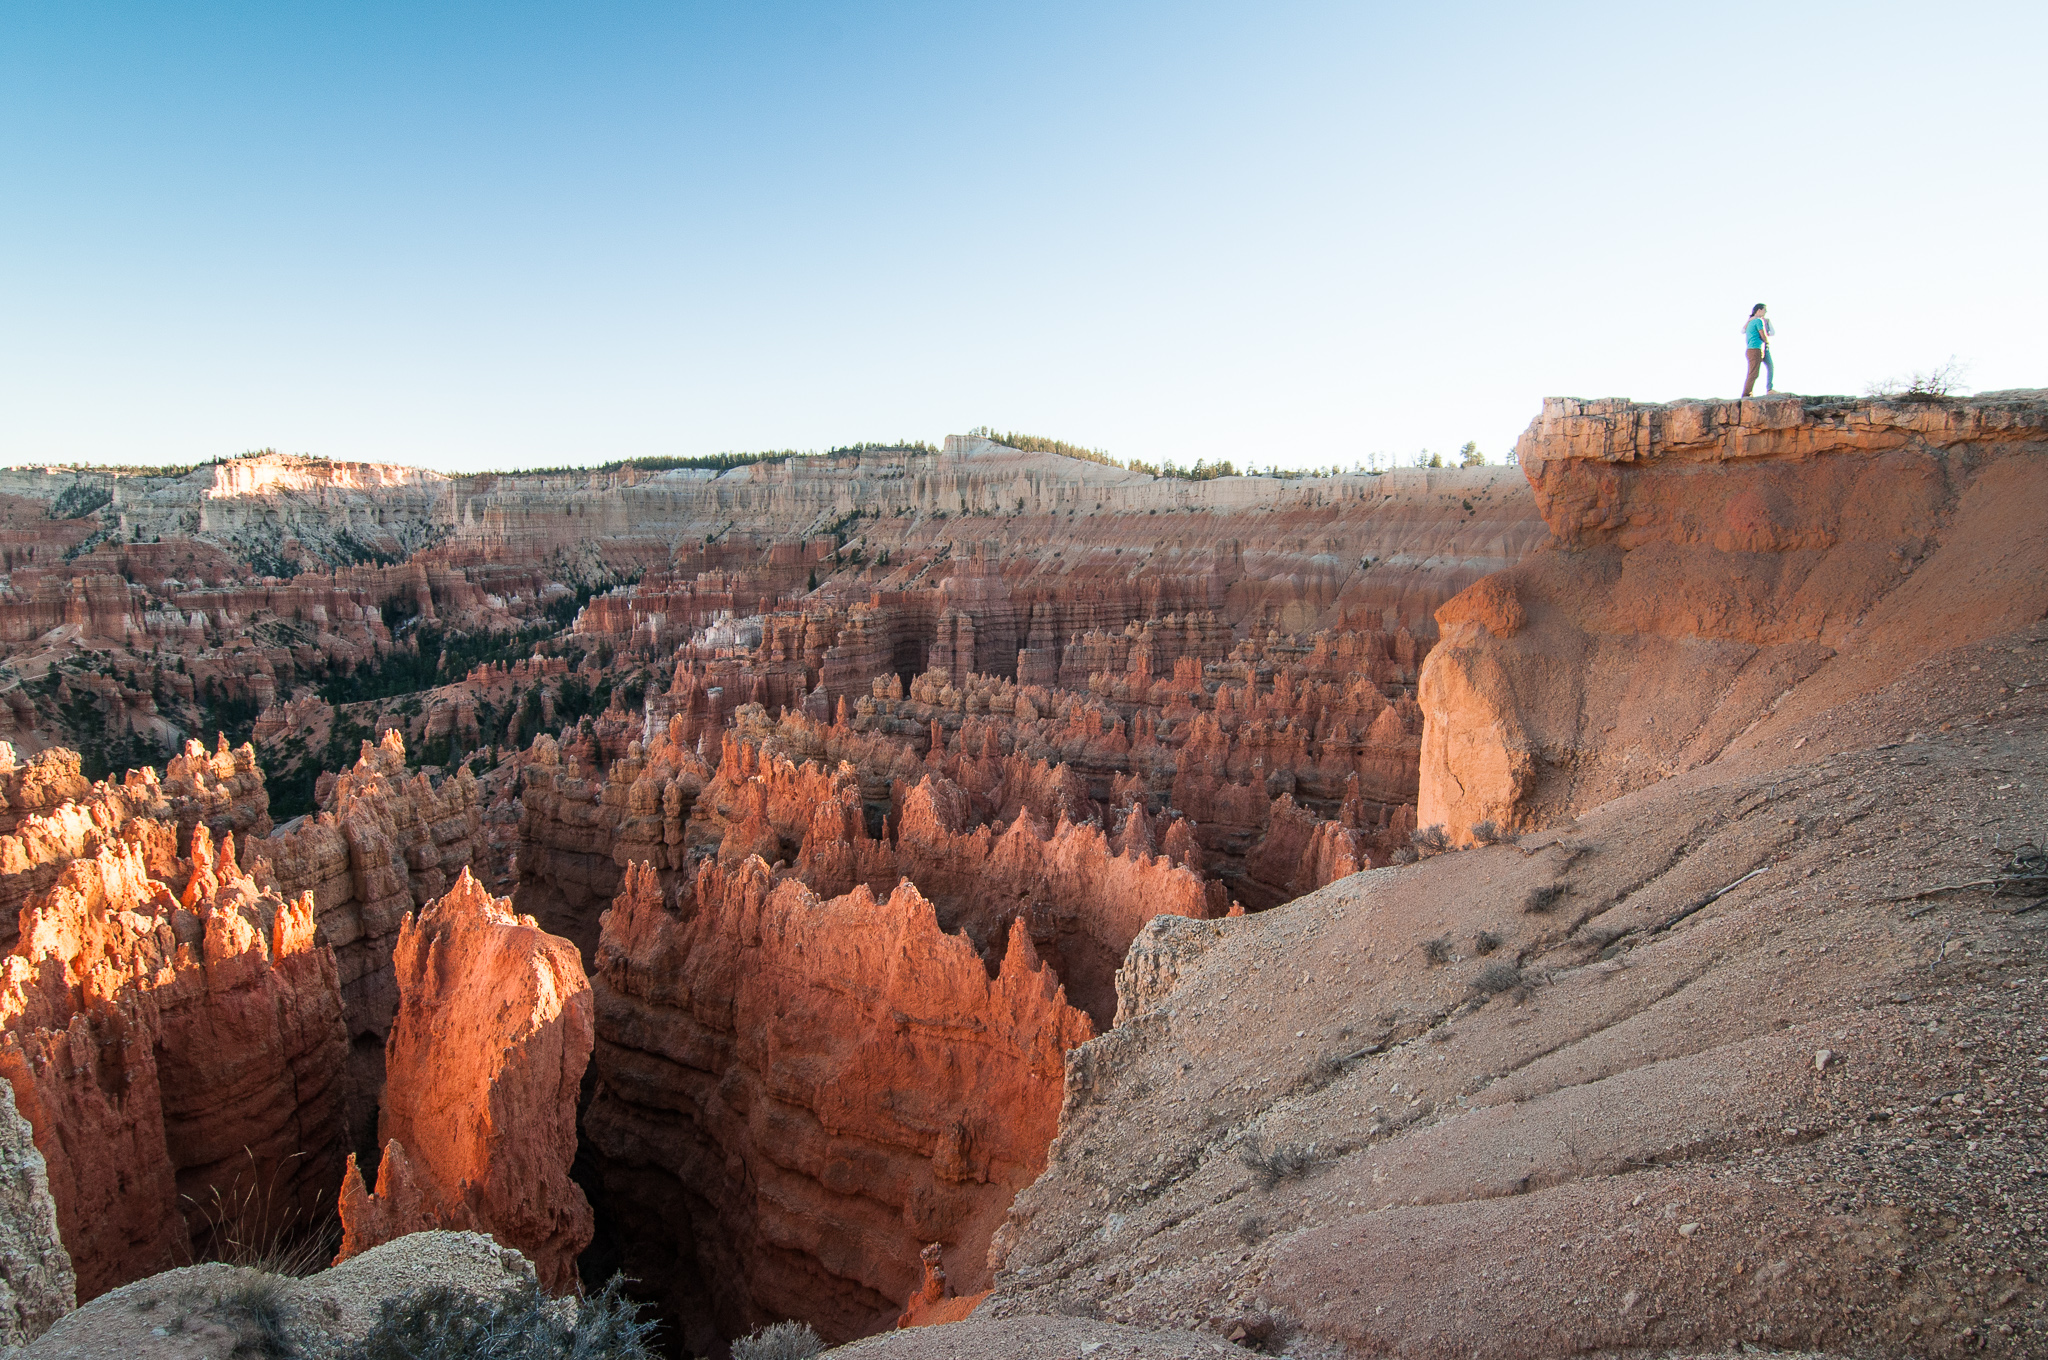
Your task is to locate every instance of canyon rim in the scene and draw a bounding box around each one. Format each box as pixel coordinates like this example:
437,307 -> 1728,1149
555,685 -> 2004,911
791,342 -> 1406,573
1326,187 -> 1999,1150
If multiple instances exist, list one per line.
0,395 -> 2039,1359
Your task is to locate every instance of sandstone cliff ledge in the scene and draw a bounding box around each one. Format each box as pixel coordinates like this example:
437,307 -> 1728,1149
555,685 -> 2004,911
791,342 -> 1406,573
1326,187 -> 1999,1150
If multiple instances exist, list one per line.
840,392 -> 2048,1359
1421,390 -> 2048,842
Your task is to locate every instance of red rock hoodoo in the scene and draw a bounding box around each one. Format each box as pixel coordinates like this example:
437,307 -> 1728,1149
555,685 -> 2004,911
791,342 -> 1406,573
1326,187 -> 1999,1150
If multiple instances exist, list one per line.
336,867 -> 592,1293
267,731 -> 482,1155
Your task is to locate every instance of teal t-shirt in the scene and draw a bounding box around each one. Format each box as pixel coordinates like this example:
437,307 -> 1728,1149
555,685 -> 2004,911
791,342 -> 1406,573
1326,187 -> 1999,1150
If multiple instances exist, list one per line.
1745,317 -> 1768,348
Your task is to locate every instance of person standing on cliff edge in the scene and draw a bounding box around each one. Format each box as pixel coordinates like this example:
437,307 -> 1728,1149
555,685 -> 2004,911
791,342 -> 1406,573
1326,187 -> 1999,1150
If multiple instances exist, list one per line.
1742,303 -> 1776,397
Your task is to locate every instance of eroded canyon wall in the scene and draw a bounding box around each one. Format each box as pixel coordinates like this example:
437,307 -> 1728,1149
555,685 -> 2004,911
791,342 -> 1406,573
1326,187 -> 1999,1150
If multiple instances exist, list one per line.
891,390 -> 2048,1360
584,859 -> 1092,1351
0,434 -> 1547,1348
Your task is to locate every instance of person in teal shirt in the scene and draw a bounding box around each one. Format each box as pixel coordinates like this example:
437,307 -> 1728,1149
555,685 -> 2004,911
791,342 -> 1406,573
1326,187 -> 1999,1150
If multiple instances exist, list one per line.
1742,303 -> 1776,396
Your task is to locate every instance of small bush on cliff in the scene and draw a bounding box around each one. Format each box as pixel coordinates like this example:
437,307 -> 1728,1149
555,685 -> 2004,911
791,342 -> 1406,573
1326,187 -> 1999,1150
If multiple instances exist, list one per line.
1473,929 -> 1503,956
1472,961 -> 1525,997
730,1320 -> 825,1360
1423,936 -> 1453,965
1240,1140 -> 1314,1190
347,1274 -> 657,1360
1469,819 -> 1507,845
1523,883 -> 1566,914
204,1272 -> 298,1358
1867,358 -> 1969,402
1410,824 -> 1450,856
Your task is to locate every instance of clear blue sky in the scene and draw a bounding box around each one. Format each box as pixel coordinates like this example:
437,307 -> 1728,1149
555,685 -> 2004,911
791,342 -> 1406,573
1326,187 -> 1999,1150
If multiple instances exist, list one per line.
3,2 -> 2043,473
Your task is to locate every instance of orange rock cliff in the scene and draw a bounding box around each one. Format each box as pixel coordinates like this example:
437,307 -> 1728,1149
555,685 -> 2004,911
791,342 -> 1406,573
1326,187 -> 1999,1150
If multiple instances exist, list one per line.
0,817 -> 345,1300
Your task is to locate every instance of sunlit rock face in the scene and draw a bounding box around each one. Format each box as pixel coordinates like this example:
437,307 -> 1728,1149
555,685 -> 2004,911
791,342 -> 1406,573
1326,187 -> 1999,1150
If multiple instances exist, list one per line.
335,867 -> 592,1295
0,738 -> 271,952
0,820 -> 347,1301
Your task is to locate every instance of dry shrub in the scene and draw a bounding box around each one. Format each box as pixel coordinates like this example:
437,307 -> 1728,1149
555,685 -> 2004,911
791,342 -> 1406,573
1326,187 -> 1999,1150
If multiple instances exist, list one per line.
1411,825 -> 1451,856
1471,962 -> 1524,996
1523,883 -> 1566,914
346,1274 -> 657,1360
1240,1141 -> 1314,1190
1473,930 -> 1503,956
732,1321 -> 825,1360
203,1273 -> 296,1359
1423,937 -> 1453,966
1866,358 -> 1969,401
1470,819 -> 1506,845
1307,1053 -> 1347,1086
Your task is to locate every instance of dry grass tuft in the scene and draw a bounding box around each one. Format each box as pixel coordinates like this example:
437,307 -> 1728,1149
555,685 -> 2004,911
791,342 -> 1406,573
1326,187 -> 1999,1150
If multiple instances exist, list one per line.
184,1148 -> 335,1278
